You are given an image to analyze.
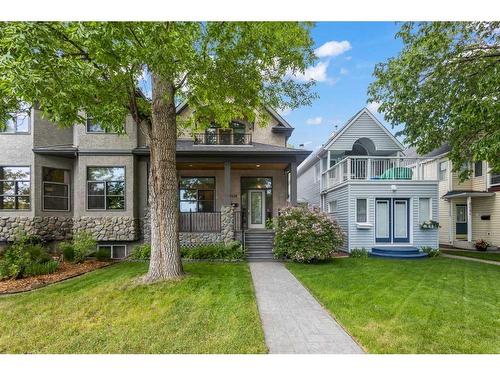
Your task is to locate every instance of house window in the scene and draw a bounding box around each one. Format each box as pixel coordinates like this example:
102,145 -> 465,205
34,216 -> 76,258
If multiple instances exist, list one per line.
474,161 -> 483,177
328,200 -> 337,213
0,167 -> 30,210
87,167 -> 125,210
314,162 -> 321,182
43,167 -> 70,211
419,198 -> 431,224
179,177 -> 216,212
491,173 -> 500,186
97,244 -> 127,259
439,161 -> 447,181
1,111 -> 30,133
356,198 -> 367,223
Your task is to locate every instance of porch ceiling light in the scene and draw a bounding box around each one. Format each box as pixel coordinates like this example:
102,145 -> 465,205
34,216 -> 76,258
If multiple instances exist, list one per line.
256,164 -> 261,168
391,184 -> 397,192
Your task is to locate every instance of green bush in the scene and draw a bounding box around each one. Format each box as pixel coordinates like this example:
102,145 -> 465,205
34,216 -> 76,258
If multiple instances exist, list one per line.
59,241 -> 75,262
421,246 -> 440,257
350,248 -> 369,258
95,247 -> 111,261
72,231 -> 97,263
25,260 -> 59,276
274,206 -> 345,263
130,244 -> 151,260
0,233 -> 55,279
181,241 -> 245,260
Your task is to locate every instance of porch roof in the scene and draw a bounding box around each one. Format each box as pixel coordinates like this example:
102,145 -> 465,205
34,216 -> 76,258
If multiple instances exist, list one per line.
442,190 -> 495,200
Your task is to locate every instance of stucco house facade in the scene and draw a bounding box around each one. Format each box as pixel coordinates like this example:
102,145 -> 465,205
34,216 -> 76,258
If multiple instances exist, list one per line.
0,104 -> 310,259
298,108 -> 440,257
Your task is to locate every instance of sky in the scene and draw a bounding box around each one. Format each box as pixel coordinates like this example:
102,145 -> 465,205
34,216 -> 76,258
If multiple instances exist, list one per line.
284,22 -> 405,151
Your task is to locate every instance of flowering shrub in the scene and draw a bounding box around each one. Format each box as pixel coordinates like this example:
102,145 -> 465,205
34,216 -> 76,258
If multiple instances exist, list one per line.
273,206 -> 345,262
421,246 -> 440,257
475,239 -> 489,251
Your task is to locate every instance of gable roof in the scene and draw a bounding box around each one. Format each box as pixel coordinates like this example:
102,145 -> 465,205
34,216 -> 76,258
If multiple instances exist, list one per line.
324,107 -> 404,151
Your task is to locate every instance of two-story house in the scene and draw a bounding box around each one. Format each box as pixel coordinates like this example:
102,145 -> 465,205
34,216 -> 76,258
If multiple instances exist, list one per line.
0,103 -> 310,260
298,108 -> 440,258
406,144 -> 499,250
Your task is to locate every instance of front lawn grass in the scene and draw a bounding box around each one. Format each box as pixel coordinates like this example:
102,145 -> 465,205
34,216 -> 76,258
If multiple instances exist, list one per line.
441,249 -> 500,262
0,262 -> 266,354
287,258 -> 500,353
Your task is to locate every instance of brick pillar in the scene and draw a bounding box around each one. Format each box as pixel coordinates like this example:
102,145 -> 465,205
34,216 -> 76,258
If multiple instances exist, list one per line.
221,205 -> 235,244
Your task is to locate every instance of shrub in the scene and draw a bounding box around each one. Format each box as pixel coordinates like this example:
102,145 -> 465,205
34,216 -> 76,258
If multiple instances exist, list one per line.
95,247 -> 111,261
181,241 -> 245,260
273,206 -> 345,263
421,246 -> 440,257
350,248 -> 369,258
130,244 -> 151,260
25,260 -> 59,276
72,231 -> 97,263
59,241 -> 75,262
475,239 -> 489,251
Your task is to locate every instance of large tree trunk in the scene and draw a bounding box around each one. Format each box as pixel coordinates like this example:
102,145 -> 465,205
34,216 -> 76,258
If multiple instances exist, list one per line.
143,73 -> 184,282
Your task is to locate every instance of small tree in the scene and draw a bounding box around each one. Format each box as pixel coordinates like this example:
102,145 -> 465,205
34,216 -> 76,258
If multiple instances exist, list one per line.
0,22 -> 317,281
274,206 -> 345,262
368,22 -> 500,179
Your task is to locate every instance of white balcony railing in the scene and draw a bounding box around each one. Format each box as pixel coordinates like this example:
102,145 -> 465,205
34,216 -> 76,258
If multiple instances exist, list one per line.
321,156 -> 439,191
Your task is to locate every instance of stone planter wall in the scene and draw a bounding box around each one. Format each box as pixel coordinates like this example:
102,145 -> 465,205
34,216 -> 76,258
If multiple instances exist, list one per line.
73,217 -> 139,241
0,216 -> 73,242
179,232 -> 222,247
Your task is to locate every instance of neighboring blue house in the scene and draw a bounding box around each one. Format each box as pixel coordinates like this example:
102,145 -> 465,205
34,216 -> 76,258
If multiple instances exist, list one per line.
297,108 -> 440,258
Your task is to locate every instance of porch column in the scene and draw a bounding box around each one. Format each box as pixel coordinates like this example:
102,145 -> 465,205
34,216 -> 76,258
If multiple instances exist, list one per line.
290,161 -> 298,206
467,196 -> 472,243
223,161 -> 231,206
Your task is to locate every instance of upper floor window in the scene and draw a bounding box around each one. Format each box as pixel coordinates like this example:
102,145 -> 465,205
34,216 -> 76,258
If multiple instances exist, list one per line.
356,198 -> 368,223
439,161 -> 447,181
87,167 -> 125,210
43,167 -> 70,211
179,177 -> 216,212
86,117 -> 106,133
195,122 -> 250,145
0,166 -> 30,210
1,111 -> 30,134
474,161 -> 483,177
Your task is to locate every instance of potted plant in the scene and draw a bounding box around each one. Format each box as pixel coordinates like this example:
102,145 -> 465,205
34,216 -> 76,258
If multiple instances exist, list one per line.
475,239 -> 489,251
420,220 -> 440,230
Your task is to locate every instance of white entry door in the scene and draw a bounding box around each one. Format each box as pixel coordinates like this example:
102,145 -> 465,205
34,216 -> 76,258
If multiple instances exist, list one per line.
248,190 -> 266,229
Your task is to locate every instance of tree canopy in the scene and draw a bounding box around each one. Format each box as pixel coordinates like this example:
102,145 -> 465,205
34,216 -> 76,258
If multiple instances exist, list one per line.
368,22 -> 500,178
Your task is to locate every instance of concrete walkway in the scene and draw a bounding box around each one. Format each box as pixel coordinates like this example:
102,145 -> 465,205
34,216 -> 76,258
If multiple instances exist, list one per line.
442,253 -> 500,266
249,262 -> 364,354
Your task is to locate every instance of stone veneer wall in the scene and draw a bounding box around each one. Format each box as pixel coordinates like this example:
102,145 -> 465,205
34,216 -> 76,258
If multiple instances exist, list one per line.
0,216 -> 139,242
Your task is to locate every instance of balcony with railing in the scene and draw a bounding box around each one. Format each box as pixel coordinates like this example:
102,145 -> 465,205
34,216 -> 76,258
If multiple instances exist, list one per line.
193,132 -> 252,145
321,156 -> 439,191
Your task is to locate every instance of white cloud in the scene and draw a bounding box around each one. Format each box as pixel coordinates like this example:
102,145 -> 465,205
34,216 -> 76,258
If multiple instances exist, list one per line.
315,40 -> 352,58
291,61 -> 329,82
306,116 -> 323,125
367,101 -> 381,113
340,67 -> 349,75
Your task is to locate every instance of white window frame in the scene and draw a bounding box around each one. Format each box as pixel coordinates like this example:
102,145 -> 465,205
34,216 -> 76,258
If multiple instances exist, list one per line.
327,200 -> 337,213
1,110 -> 31,134
356,198 -> 368,223
474,161 -> 483,177
490,173 -> 500,187
439,161 -> 447,181
85,115 -> 120,134
97,244 -> 128,259
418,197 -> 432,224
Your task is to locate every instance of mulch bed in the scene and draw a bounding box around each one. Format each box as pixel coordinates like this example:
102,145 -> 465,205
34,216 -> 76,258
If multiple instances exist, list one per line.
0,260 -> 112,295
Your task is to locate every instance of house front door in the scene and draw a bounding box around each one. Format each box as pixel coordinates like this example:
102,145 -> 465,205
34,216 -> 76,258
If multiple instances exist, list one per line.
455,204 -> 467,239
248,190 -> 266,229
375,198 -> 410,243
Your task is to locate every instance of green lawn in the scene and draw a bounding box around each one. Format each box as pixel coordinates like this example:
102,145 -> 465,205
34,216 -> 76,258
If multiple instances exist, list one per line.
0,262 -> 266,354
441,249 -> 500,262
287,258 -> 500,353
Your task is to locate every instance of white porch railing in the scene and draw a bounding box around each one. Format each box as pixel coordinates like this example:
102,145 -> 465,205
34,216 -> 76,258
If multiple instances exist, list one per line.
321,156 -> 439,191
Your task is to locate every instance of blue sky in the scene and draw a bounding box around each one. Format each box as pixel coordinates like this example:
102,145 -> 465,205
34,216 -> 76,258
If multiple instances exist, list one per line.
284,22 -> 405,150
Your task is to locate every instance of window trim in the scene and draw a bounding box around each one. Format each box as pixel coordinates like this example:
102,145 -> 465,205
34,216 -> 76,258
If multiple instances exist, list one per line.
1,110 -> 31,135
356,198 -> 368,223
97,244 -> 128,259
474,161 -> 483,177
86,166 -> 126,211
179,176 -> 216,213
327,200 -> 337,213
0,165 -> 31,211
439,161 -> 448,181
42,167 -> 71,212
418,197 -> 432,224
85,115 -> 119,134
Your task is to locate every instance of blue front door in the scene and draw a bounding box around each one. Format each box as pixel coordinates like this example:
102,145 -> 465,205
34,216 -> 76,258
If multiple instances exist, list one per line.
455,204 -> 468,238
375,198 -> 410,243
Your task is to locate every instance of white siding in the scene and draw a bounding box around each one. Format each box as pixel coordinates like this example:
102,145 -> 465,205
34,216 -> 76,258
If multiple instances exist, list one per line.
329,113 -> 401,152
323,184 -> 349,252
297,163 -> 320,207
